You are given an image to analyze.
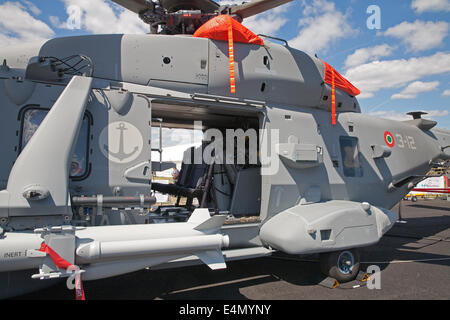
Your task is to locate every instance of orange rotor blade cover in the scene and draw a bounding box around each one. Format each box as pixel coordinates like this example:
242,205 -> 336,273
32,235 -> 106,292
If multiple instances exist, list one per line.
323,61 -> 360,97
194,15 -> 264,94
194,15 -> 264,45
322,61 -> 360,125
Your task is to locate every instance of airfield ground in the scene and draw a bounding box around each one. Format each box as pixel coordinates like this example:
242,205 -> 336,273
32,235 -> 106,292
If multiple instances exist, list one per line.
15,199 -> 450,300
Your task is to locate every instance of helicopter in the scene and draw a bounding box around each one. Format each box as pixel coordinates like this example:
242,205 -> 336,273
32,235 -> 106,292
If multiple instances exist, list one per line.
0,0 -> 449,299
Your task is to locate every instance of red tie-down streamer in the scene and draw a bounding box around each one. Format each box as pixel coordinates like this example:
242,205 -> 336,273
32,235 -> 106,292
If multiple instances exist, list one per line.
39,242 -> 85,300
227,18 -> 236,93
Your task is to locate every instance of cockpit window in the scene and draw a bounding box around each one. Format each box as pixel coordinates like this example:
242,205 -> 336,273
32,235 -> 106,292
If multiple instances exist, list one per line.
20,108 -> 91,179
339,136 -> 363,177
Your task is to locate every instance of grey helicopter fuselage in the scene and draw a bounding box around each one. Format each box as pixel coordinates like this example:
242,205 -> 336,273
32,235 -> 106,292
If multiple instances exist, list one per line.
2,34 -> 447,207
0,33 -> 449,298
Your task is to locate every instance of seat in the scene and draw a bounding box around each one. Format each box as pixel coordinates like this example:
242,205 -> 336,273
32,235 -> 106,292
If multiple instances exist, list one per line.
151,145 -> 210,206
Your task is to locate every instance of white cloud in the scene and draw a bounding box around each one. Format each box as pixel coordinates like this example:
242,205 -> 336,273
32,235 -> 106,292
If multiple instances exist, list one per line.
369,110 -> 410,121
384,20 -> 448,52
358,92 -> 375,99
442,89 -> 450,96
418,110 -> 449,119
60,0 -> 149,34
21,0 -> 41,15
391,81 -> 440,99
345,52 -> 450,98
49,16 -> 63,28
241,4 -> 291,36
412,0 -> 450,13
369,110 -> 449,122
344,44 -> 394,69
0,1 -> 54,46
288,0 -> 354,54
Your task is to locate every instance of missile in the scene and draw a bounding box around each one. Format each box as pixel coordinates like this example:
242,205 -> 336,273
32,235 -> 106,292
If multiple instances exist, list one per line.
0,231 -> 44,273
76,234 -> 228,262
0,209 -> 229,281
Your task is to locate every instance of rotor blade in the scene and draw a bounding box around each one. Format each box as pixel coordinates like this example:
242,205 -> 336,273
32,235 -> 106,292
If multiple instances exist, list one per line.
230,0 -> 293,19
160,0 -> 219,13
112,0 -> 220,13
111,0 -> 152,13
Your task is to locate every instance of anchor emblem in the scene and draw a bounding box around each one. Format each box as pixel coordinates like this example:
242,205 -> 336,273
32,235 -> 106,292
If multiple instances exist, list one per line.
104,122 -> 139,162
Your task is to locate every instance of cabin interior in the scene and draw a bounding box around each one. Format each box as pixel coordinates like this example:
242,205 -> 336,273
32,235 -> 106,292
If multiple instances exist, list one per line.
149,100 -> 262,222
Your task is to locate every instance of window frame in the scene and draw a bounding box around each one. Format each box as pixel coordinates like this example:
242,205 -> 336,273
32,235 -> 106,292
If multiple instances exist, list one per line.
339,135 -> 364,178
17,104 -> 93,181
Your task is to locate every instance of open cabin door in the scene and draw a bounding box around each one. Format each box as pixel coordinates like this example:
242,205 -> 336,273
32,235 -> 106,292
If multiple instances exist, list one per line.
258,104 -> 326,222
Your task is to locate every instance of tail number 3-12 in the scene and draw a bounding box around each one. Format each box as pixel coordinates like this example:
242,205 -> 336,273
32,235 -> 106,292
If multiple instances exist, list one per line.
395,134 -> 416,150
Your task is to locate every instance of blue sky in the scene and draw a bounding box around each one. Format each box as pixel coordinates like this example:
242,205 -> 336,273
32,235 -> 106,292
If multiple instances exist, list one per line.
1,0 -> 449,128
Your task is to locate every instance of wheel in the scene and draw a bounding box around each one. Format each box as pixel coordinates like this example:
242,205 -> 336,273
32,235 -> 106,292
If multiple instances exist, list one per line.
320,249 -> 360,282
412,196 -> 418,202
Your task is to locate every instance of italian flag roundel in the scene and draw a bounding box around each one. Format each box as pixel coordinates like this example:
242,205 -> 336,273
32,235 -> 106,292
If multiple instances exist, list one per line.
384,131 -> 395,147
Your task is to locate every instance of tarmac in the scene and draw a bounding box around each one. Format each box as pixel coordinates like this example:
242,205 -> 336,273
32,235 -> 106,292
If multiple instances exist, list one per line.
14,199 -> 450,300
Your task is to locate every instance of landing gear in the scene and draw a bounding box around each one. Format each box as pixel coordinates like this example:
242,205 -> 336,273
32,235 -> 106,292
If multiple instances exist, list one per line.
320,249 -> 360,282
411,196 -> 418,202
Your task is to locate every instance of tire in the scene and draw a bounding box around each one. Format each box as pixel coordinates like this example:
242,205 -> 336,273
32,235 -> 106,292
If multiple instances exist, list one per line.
320,249 -> 360,283
412,196 -> 418,202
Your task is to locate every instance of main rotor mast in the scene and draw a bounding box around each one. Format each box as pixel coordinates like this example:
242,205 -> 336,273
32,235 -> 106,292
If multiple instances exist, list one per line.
111,0 -> 292,34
